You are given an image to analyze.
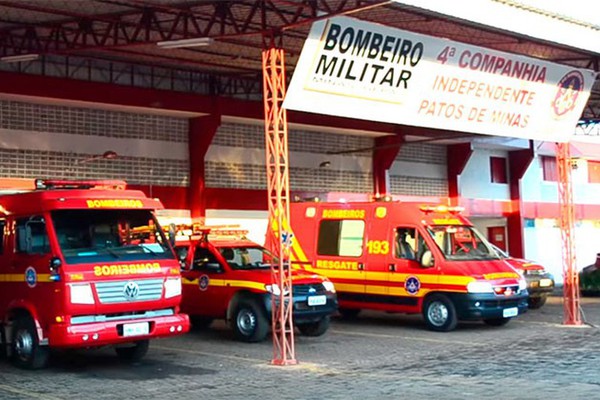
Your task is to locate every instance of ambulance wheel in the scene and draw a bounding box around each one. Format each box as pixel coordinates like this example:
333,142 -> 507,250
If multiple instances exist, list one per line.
10,315 -> 49,369
338,308 -> 360,319
422,294 -> 458,332
298,317 -> 330,337
231,298 -> 268,342
528,296 -> 547,309
483,317 -> 511,327
115,340 -> 149,362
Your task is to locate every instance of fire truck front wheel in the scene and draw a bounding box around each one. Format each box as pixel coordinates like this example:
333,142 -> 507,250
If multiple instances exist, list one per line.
10,315 -> 50,369
422,294 -> 458,332
230,298 -> 268,342
115,340 -> 149,362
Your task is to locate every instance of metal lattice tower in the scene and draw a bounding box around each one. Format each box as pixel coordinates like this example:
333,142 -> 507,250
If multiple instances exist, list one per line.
556,142 -> 582,325
262,42 -> 296,365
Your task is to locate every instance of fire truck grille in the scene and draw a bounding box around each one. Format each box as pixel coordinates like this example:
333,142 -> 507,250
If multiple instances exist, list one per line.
95,279 -> 164,304
292,283 -> 326,296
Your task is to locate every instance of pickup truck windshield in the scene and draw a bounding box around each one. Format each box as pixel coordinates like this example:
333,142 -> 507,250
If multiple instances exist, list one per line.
221,246 -> 277,270
428,225 -> 500,261
51,209 -> 173,265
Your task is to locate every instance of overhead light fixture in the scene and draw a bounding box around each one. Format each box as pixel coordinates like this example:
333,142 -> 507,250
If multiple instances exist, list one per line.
0,54 -> 39,63
319,161 -> 331,168
157,37 -> 214,49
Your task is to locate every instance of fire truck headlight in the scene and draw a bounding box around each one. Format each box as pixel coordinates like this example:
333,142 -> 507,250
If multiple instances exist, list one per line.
265,284 -> 281,296
164,277 -> 182,298
70,283 -> 95,304
518,279 -> 527,292
322,281 -> 336,293
265,284 -> 290,296
467,281 -> 494,294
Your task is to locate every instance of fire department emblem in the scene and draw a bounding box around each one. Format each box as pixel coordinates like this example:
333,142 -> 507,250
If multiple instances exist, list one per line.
123,281 -> 140,300
25,267 -> 37,288
405,276 -> 420,295
199,275 -> 210,291
552,71 -> 584,117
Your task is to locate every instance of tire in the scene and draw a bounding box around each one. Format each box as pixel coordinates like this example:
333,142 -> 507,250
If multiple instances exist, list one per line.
230,298 -> 269,342
115,340 -> 149,362
297,317 -> 330,337
10,315 -> 49,369
190,316 -> 214,329
483,318 -> 511,327
528,295 -> 547,309
422,294 -> 458,332
338,308 -> 360,319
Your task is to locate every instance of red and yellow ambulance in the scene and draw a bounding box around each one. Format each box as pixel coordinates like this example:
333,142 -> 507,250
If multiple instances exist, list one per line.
289,200 -> 528,331
0,179 -> 189,369
173,226 -> 338,342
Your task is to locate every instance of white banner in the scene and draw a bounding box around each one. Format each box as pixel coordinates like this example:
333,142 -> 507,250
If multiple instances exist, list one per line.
284,16 -> 597,142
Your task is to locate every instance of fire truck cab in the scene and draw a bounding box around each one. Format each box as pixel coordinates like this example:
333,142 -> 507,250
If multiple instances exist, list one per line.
173,226 -> 338,342
289,200 -> 529,332
0,180 -> 189,369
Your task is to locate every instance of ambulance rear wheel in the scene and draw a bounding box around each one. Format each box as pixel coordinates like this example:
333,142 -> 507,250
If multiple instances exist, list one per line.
231,298 -> 268,342
423,294 -> 458,332
115,340 -> 149,362
298,317 -> 330,337
11,315 -> 49,369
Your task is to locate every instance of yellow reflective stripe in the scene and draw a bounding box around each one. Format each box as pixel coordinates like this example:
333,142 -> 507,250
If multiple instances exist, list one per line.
365,284 -> 387,295
333,283 -> 363,293
182,278 -> 266,292
0,274 -> 52,282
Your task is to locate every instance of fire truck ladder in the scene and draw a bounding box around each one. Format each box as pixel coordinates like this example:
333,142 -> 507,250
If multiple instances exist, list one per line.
262,35 -> 296,365
556,143 -> 582,325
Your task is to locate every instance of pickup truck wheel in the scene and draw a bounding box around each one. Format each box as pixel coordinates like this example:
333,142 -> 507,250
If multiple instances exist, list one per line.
115,340 -> 149,362
297,317 -> 330,337
528,296 -> 547,309
483,317 -> 511,327
11,316 -> 49,369
422,294 -> 458,332
230,298 -> 268,342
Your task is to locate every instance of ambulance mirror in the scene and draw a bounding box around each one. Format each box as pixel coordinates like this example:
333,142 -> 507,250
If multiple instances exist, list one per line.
421,250 -> 434,268
168,223 -> 177,247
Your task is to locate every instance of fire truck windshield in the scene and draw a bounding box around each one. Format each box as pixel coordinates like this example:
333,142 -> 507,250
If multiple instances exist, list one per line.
427,225 -> 500,261
220,246 -> 276,270
51,209 -> 173,265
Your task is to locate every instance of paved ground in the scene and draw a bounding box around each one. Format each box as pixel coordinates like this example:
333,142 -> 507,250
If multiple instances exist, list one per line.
1,295 -> 600,400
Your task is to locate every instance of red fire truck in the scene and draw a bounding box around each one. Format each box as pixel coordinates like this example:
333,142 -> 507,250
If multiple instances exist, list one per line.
289,200 -> 529,332
0,179 -> 189,369
173,226 -> 338,342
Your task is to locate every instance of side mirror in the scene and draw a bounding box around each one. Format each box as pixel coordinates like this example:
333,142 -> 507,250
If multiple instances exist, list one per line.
168,223 -> 177,248
421,250 -> 435,268
178,253 -> 190,271
205,262 -> 223,273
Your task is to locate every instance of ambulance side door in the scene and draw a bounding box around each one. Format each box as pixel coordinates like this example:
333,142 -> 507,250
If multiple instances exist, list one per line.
364,217 -> 391,300
313,217 -> 366,300
388,226 -> 436,311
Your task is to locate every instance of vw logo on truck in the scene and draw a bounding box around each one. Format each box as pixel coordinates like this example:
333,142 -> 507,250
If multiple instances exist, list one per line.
123,281 -> 140,300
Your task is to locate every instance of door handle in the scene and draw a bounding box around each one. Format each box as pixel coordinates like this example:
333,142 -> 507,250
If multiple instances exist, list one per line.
388,264 -> 396,272
358,263 -> 364,270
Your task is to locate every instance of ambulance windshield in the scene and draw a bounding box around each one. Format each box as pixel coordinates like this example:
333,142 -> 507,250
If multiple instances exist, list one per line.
51,209 -> 173,265
427,225 -> 500,261
220,246 -> 276,270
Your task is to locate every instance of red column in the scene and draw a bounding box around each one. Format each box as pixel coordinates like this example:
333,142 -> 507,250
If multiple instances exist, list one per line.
446,143 -> 472,204
188,115 -> 221,222
372,135 -> 403,196
506,142 -> 534,258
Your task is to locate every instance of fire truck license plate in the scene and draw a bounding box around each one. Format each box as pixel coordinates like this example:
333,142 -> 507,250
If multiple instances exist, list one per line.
502,307 -> 518,318
123,322 -> 150,337
308,295 -> 327,306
